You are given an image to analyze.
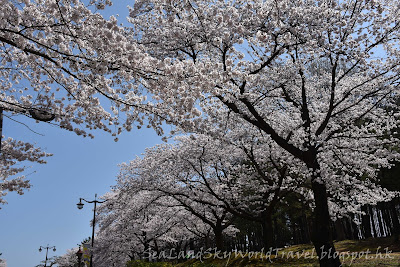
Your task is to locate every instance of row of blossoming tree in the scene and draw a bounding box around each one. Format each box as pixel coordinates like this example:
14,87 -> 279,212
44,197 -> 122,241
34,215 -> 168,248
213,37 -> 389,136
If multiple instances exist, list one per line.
2,0 -> 400,266
88,123 -> 398,266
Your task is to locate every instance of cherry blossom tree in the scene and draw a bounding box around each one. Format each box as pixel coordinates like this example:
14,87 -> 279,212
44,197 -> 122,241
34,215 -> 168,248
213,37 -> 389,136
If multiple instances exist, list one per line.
96,123 -> 394,264
0,137 -> 51,206
117,141 -> 241,251
94,189 -> 209,265
133,132 -> 295,249
113,112 -> 395,253
123,1 -> 400,265
54,247 -> 83,267
0,0 -> 168,138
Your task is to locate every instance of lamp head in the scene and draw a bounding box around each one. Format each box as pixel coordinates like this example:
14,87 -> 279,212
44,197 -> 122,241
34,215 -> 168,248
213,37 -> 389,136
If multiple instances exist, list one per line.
77,199 -> 84,209
39,247 -> 42,252
53,247 -> 56,252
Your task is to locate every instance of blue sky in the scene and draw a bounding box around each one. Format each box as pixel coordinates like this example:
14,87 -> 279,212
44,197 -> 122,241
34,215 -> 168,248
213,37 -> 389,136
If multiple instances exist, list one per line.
0,2 -> 164,266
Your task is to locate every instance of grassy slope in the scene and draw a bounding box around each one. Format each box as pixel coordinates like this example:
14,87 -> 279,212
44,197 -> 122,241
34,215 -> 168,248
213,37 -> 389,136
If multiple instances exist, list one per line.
127,237 -> 400,267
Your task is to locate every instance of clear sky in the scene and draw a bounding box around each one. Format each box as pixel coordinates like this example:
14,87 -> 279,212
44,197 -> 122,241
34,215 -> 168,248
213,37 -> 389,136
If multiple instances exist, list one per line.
0,2 -> 164,266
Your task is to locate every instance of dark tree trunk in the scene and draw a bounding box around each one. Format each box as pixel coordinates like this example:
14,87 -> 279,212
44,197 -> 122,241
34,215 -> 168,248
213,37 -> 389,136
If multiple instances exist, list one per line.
377,208 -> 386,236
369,205 -> 377,237
262,213 -> 274,249
381,203 -> 392,236
334,219 -> 346,241
214,225 -> 224,251
204,230 -> 211,248
341,217 -> 351,239
311,180 -> 341,267
291,219 -> 299,245
300,207 -> 311,243
343,215 -> 358,240
350,215 -> 360,240
273,216 -> 279,247
305,209 -> 313,244
189,238 -> 194,250
361,205 -> 372,239
390,201 -> 400,242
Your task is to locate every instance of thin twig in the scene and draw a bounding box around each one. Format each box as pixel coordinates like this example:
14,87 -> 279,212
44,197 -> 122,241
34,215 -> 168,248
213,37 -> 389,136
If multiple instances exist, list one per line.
3,114 -> 45,136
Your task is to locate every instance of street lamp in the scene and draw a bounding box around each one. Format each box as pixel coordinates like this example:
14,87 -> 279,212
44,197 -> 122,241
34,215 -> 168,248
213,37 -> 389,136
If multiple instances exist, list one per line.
76,245 -> 83,267
0,104 -> 55,153
77,194 -> 106,267
38,245 -> 56,267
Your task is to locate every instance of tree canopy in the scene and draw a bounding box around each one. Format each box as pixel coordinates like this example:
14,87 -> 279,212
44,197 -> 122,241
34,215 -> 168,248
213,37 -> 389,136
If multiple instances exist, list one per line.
3,1 -> 400,266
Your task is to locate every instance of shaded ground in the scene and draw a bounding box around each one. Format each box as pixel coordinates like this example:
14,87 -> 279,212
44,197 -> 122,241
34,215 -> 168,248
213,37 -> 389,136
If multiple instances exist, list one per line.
127,237 -> 400,266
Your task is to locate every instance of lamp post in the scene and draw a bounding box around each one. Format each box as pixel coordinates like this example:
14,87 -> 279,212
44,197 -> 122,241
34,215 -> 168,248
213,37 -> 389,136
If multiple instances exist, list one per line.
77,194 -> 106,267
76,245 -> 83,267
38,245 -> 56,267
